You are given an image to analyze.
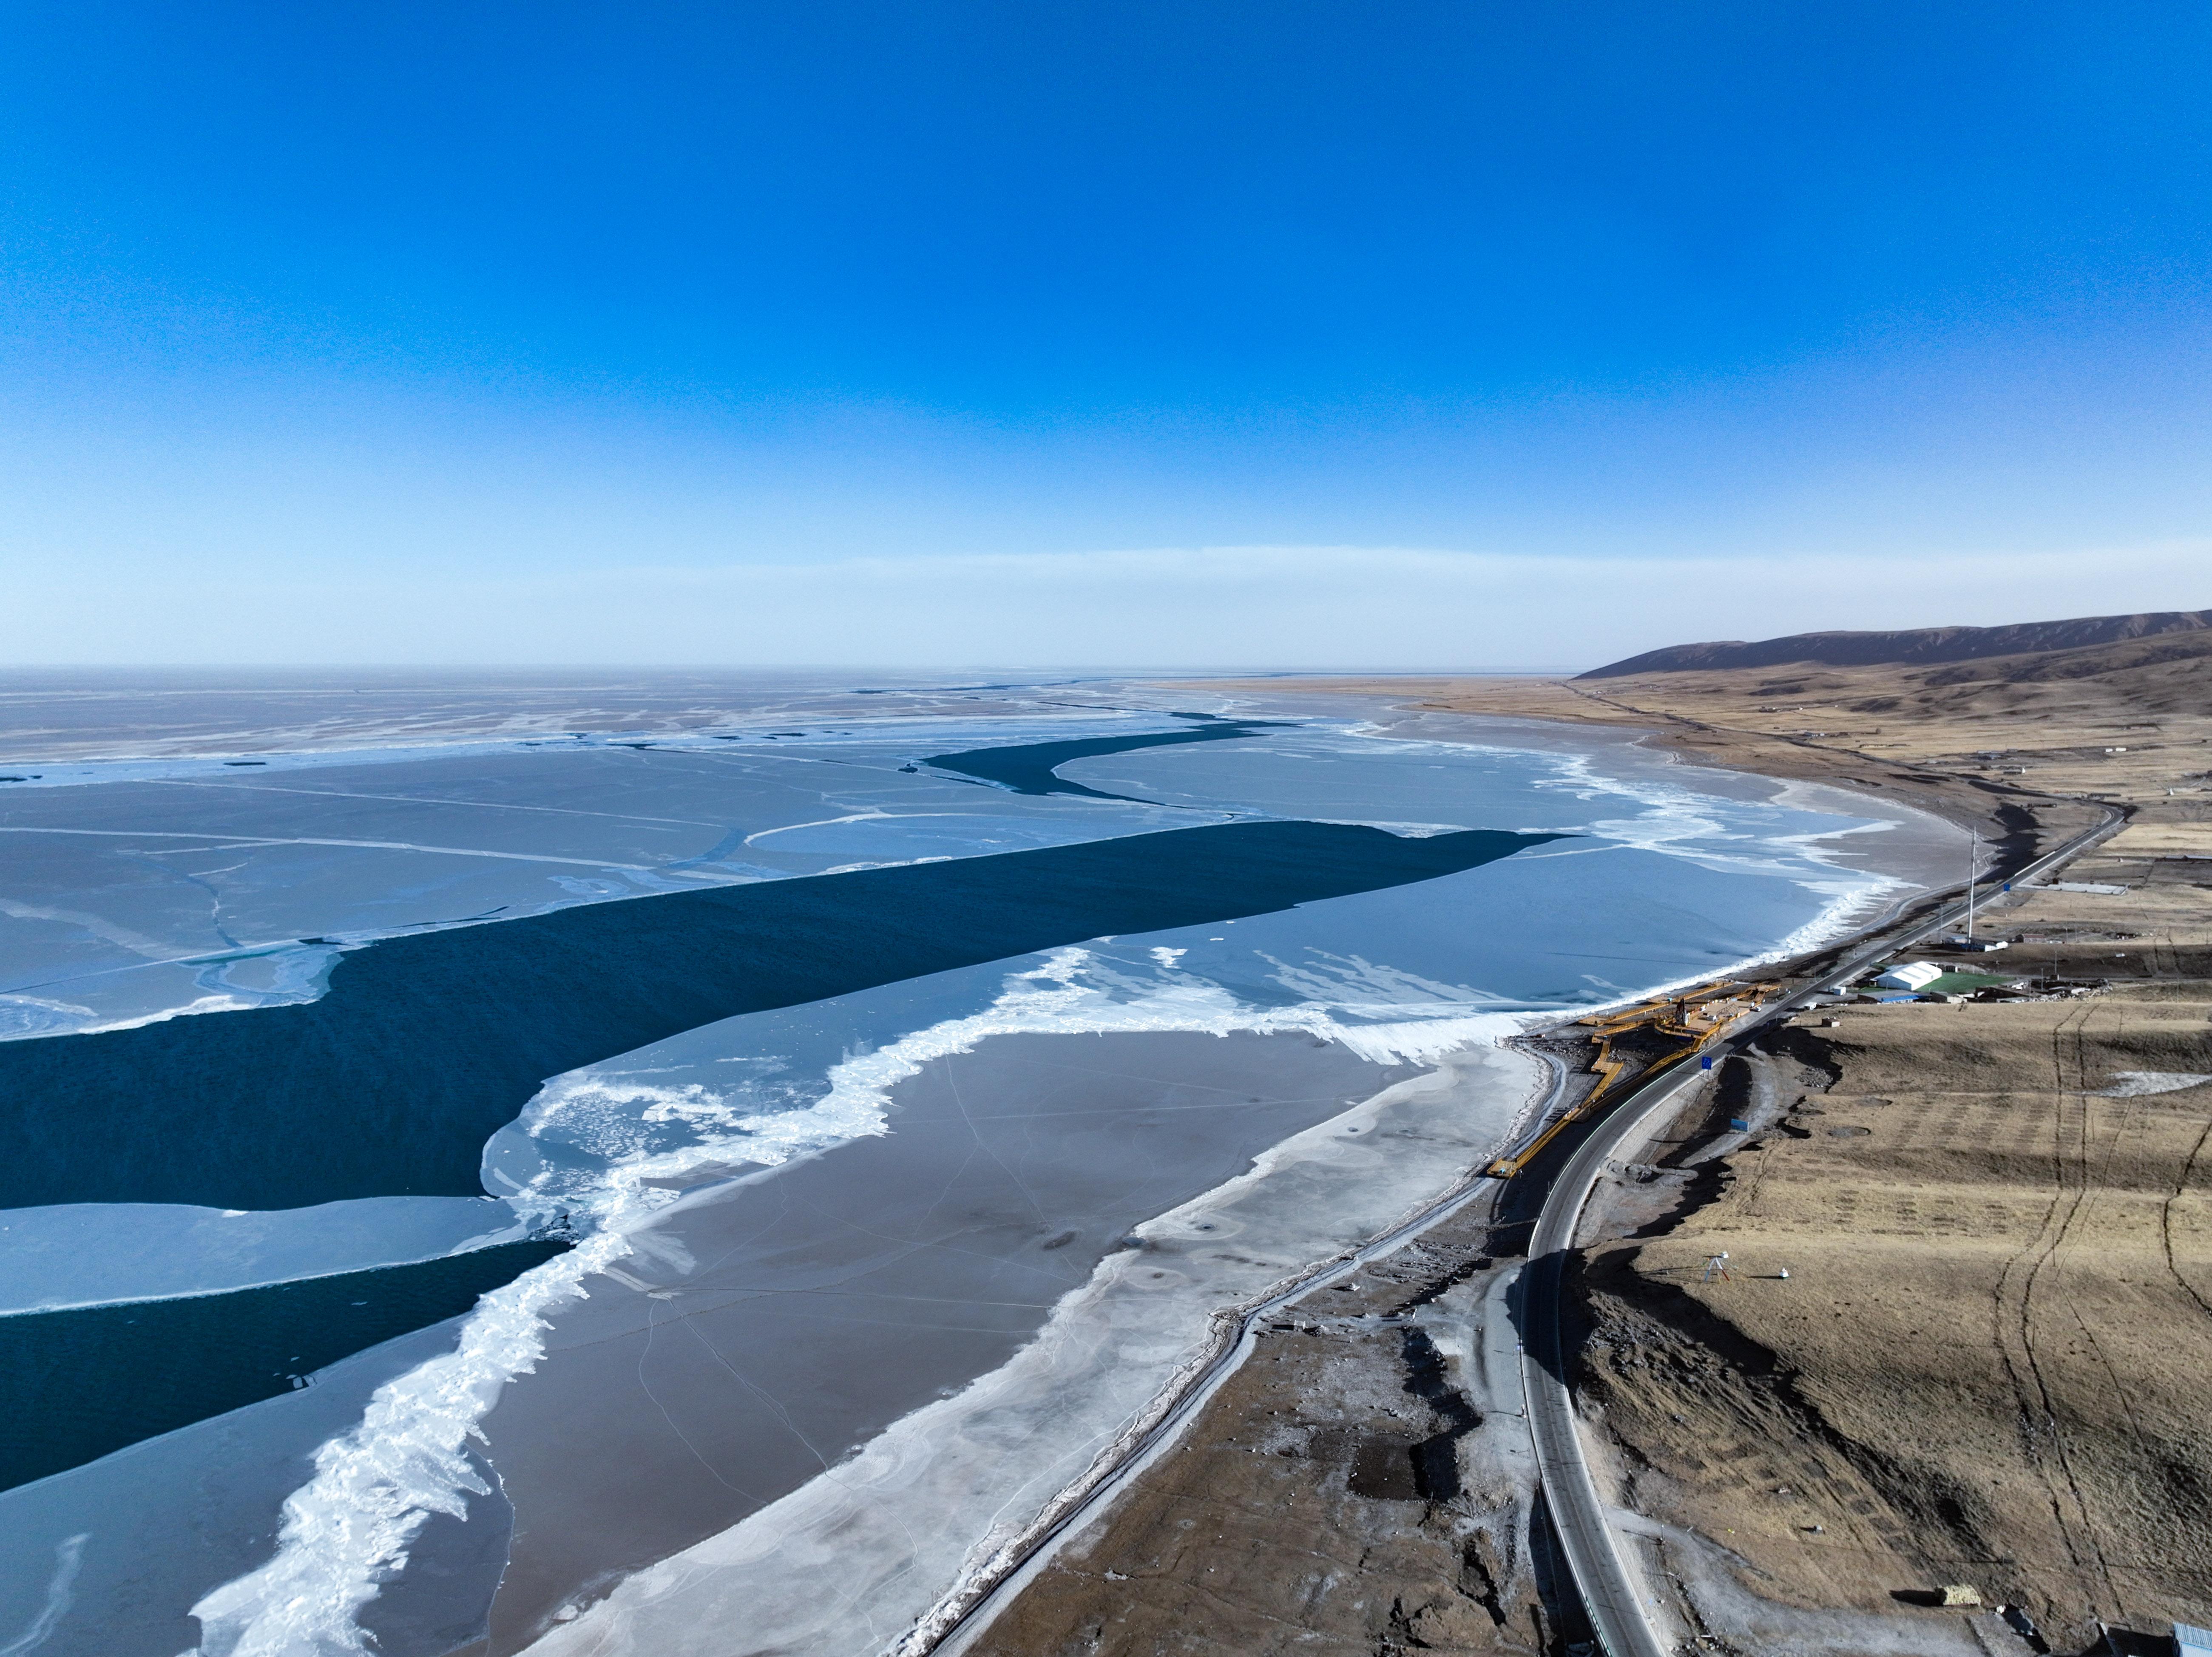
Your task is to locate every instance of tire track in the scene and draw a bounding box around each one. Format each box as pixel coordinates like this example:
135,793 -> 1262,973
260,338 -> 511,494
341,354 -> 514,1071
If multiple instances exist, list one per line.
2037,1008 -> 2126,1612
1992,1005 -> 2122,1612
2162,1114 -> 2212,1322
1985,1010 -> 2092,1588
2049,1008 -> 2160,1622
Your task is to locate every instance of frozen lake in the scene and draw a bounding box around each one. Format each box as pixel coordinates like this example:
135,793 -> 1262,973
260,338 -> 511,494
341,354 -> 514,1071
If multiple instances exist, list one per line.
0,670 -> 1959,1657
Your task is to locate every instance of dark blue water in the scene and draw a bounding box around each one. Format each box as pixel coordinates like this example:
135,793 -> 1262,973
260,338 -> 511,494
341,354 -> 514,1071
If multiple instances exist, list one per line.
0,1240 -> 567,1492
1,822 -> 1564,1214
922,715 -> 1289,799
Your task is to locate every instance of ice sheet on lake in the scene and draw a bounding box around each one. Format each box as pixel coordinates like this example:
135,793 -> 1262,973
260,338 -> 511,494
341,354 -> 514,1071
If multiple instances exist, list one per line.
0,687 -> 1954,1046
0,678 -> 1964,1657
0,667 -> 1134,765
192,796 -> 1914,1657
481,798 -> 1891,1229
0,1198 -> 525,1316
1059,721 -> 1957,897
0,711 -> 1232,1038
0,1319 -> 488,1657
0,707 -> 1926,1365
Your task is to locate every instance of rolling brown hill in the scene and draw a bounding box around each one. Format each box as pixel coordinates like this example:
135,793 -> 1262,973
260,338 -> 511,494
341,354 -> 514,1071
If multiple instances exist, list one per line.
1581,607 -> 2212,678
1590,627 -> 2212,739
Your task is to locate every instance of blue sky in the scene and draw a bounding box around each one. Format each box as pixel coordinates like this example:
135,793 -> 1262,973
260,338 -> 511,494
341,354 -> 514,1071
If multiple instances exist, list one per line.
4,2 -> 2209,665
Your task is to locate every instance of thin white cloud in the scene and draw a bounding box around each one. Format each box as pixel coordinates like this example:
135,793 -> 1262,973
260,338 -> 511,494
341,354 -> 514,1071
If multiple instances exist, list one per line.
15,540 -> 2209,668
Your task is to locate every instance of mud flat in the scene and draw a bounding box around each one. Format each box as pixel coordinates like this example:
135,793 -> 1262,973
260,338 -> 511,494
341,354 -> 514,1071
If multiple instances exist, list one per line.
511,1030 -> 1545,1657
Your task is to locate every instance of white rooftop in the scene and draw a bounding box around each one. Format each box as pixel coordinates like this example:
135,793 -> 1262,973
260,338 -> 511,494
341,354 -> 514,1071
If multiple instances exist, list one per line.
1873,961 -> 1945,991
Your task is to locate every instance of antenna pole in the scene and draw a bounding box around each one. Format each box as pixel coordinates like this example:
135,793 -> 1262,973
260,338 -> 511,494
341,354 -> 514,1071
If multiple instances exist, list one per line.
1965,828 -> 1977,944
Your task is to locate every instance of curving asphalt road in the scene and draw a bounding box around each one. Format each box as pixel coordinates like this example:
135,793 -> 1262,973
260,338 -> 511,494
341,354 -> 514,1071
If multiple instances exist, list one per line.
1516,807 -> 2127,1656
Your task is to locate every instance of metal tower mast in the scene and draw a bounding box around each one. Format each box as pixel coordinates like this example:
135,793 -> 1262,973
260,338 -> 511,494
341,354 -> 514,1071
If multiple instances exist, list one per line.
1964,827 -> 1979,944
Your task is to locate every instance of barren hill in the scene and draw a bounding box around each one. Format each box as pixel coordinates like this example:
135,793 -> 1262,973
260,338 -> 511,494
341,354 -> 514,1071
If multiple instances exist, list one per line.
1587,627 -> 2212,748
1581,607 -> 2212,678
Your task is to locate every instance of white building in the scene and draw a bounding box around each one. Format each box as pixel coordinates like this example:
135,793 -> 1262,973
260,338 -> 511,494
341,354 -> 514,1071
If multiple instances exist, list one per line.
1872,961 -> 1945,991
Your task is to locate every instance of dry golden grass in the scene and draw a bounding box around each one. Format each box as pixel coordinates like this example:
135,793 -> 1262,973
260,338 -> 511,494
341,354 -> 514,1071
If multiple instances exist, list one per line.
1584,980 -> 2212,1644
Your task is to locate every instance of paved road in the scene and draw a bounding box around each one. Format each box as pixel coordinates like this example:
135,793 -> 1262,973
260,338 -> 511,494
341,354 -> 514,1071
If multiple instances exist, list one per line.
1517,808 -> 2127,1657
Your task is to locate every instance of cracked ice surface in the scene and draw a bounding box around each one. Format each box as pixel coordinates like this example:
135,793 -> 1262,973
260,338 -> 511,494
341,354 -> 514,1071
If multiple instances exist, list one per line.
0,1199 -> 528,1316
0,714 -> 1231,1041
0,697 -> 1241,1329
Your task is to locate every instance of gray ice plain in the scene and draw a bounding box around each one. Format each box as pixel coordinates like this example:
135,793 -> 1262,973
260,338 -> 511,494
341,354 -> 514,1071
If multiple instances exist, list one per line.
0,672 -> 1967,1657
0,690 -> 1234,1310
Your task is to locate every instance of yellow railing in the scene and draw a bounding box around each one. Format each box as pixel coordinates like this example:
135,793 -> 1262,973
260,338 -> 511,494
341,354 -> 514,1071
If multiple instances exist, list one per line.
1485,981 -> 1769,1177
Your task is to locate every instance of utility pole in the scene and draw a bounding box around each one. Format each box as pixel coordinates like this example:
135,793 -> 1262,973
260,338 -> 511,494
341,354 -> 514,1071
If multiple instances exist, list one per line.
1964,827 -> 1979,945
